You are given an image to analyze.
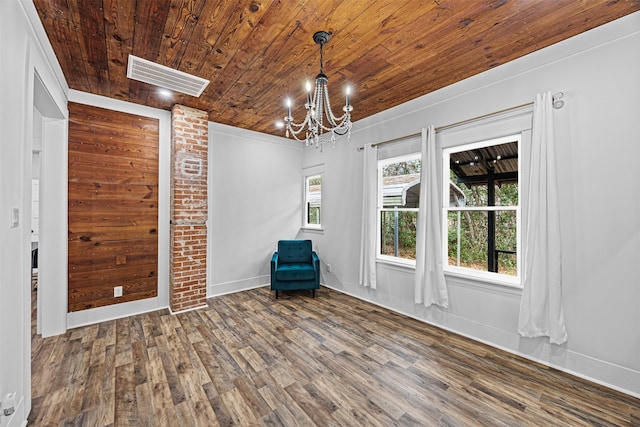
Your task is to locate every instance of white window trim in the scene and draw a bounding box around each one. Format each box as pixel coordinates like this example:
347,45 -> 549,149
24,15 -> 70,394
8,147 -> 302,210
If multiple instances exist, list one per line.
442,134 -> 522,287
376,153 -> 421,266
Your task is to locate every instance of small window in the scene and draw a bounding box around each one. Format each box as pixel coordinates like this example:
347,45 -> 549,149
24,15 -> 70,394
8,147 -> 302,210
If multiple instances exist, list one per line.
443,135 -> 520,283
378,153 -> 421,263
304,174 -> 322,228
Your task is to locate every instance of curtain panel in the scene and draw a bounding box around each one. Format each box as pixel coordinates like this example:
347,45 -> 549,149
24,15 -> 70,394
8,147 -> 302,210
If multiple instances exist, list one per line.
359,144 -> 378,289
518,92 -> 568,345
414,126 -> 449,308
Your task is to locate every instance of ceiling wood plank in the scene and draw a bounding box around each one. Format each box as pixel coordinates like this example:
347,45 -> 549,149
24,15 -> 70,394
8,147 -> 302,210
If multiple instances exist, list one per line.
157,0 -> 210,70
103,0 -> 136,101
33,0 -> 640,136
71,0 -> 110,94
33,0 -> 93,93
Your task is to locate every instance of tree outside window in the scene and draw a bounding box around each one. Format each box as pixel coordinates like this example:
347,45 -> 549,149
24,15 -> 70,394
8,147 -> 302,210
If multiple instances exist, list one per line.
305,174 -> 322,227
444,136 -> 520,279
378,154 -> 421,263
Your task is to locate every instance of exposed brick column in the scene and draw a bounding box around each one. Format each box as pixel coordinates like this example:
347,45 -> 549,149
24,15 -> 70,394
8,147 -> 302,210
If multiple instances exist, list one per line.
170,105 -> 208,313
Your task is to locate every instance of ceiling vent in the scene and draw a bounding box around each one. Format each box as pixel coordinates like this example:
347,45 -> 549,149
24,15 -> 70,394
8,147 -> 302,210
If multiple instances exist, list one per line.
127,55 -> 210,97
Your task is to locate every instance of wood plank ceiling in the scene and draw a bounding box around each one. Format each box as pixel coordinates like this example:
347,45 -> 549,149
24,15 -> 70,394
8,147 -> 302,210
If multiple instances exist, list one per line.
33,0 -> 640,137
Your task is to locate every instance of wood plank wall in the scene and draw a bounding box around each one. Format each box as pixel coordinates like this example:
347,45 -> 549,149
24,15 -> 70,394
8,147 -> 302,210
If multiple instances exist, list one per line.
68,102 -> 159,312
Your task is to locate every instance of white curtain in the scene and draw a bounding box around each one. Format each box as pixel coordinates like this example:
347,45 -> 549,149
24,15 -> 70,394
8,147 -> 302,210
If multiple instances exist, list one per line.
359,144 -> 377,289
414,126 -> 448,308
518,92 -> 568,345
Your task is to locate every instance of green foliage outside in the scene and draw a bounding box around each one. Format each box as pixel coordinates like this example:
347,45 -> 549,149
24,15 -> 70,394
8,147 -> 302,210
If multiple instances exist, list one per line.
380,160 -> 420,259
308,205 -> 320,224
380,211 -> 417,259
379,158 -> 518,276
383,159 -> 421,177
307,176 -> 321,225
308,177 -> 321,186
448,177 -> 518,275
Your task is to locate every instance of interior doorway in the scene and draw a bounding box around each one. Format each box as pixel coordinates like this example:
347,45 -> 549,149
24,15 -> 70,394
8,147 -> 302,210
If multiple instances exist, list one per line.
31,72 -> 67,338
31,107 -> 42,335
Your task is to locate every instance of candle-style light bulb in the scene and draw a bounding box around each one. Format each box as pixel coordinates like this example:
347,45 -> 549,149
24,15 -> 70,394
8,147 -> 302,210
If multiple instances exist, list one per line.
305,81 -> 312,106
345,85 -> 351,107
286,98 -> 292,120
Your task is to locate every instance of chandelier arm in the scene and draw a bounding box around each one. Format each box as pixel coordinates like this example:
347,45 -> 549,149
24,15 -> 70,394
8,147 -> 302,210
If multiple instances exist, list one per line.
330,126 -> 350,136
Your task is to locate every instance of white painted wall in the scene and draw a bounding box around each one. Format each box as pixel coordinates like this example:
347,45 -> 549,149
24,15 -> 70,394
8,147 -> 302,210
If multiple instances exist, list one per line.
301,12 -> 640,397
207,122 -> 303,296
0,1 -> 68,425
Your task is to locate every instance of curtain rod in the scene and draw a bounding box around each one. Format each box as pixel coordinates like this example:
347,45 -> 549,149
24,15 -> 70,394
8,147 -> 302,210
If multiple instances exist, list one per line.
356,92 -> 564,152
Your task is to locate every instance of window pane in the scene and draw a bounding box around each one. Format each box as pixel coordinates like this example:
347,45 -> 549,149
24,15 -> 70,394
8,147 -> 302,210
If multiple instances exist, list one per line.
380,210 -> 417,260
447,210 -> 488,270
307,205 -> 320,225
382,159 -> 421,208
449,141 -> 518,208
305,174 -> 321,226
447,210 -> 517,276
495,210 -> 517,275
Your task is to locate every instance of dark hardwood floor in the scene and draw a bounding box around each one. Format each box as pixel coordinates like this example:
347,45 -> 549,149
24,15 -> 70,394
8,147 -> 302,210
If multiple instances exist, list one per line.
29,286 -> 640,426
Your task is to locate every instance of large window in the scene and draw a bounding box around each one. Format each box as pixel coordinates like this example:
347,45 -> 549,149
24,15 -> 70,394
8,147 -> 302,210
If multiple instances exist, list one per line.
443,135 -> 520,283
304,174 -> 322,228
378,153 -> 421,263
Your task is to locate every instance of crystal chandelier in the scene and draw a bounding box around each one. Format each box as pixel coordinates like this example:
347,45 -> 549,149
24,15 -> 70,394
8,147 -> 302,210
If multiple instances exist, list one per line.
283,31 -> 353,150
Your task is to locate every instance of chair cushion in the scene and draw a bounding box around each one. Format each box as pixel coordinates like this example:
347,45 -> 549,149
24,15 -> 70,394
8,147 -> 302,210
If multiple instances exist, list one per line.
278,240 -> 312,263
275,263 -> 316,281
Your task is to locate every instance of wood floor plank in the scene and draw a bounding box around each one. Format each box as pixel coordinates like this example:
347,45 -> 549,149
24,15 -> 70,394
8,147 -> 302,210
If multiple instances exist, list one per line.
114,362 -> 138,425
283,381 -> 336,425
145,343 -> 181,427
29,287 -> 640,426
134,382 -> 155,427
219,387 -> 261,425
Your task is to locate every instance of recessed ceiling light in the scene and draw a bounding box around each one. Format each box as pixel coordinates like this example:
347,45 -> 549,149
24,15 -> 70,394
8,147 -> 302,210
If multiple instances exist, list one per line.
158,88 -> 172,98
275,120 -> 284,129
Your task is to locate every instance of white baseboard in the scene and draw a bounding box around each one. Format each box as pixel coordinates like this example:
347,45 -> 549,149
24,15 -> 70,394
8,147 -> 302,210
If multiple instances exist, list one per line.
1,394 -> 25,427
66,296 -> 167,329
321,283 -> 640,399
61,279 -> 640,398
208,275 -> 269,297
64,276 -> 270,330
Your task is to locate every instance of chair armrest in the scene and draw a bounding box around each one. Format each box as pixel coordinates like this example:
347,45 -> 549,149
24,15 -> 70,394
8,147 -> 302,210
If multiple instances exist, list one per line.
312,251 -> 320,272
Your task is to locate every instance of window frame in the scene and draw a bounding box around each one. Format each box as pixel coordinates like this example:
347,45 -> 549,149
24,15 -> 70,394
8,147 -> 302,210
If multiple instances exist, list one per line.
377,152 -> 421,266
442,134 -> 522,286
303,173 -> 323,229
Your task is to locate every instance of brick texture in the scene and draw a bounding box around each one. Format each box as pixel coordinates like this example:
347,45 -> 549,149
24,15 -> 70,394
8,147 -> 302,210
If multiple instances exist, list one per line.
170,105 -> 208,312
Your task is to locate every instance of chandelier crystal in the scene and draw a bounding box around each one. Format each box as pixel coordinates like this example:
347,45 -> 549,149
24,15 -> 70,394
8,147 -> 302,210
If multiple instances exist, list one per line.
283,31 -> 353,150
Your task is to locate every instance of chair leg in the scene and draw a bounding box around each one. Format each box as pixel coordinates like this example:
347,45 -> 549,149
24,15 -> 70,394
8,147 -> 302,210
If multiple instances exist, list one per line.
275,290 -> 279,299
312,289 -> 316,298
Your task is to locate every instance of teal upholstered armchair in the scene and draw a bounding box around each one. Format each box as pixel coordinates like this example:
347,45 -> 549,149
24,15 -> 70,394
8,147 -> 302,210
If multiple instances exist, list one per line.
270,240 -> 320,298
